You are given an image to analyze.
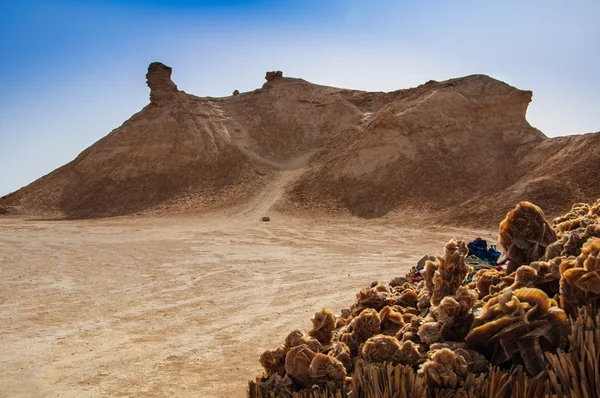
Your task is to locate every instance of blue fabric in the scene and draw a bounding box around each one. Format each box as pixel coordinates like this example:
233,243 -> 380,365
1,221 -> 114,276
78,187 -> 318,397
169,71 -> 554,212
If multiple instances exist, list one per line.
467,238 -> 501,265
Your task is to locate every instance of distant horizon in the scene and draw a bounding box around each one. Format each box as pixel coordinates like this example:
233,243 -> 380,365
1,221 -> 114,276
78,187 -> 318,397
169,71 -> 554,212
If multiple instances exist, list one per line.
1,0 -> 599,196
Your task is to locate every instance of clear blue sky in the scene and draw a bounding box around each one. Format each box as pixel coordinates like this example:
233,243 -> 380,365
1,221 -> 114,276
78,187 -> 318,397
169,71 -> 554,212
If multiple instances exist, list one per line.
1,0 -> 599,196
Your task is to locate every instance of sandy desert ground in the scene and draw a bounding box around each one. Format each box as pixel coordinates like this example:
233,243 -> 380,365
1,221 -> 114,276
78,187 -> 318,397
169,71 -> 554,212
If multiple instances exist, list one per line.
0,212 -> 496,397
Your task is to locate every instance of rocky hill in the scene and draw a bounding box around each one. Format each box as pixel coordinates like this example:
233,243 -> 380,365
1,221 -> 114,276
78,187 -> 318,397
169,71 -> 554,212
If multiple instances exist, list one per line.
0,63 -> 271,218
1,63 -> 598,225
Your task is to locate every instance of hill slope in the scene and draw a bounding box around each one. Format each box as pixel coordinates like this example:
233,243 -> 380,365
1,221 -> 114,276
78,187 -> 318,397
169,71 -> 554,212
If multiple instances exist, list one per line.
1,63 -> 270,218
1,63 -> 598,224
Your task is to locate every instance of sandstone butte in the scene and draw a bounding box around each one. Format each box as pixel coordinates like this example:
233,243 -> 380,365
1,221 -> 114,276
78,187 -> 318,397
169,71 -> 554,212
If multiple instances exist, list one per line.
1,62 -> 599,227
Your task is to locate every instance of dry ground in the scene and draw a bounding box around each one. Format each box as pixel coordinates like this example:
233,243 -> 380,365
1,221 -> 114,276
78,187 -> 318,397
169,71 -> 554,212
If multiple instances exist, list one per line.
0,213 -> 496,397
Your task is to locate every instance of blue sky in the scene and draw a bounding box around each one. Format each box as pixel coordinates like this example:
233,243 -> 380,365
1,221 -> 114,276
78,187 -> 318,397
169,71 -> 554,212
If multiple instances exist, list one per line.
1,0 -> 599,196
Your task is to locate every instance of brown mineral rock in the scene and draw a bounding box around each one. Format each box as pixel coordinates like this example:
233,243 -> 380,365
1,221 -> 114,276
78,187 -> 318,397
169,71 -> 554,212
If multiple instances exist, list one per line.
465,287 -> 569,376
305,339 -> 322,353
560,237 -> 600,316
351,284 -> 394,315
423,258 -> 437,295
361,335 -> 402,363
552,201 -> 599,237
552,202 -> 591,226
417,289 -> 432,311
285,329 -> 308,348
394,339 -> 424,366
260,346 -> 287,377
255,373 -> 293,396
417,319 -> 445,344
454,285 -> 478,312
418,286 -> 477,343
590,199 -> 600,216
555,217 -> 595,236
308,353 -> 347,383
562,224 -> 600,258
284,329 -> 322,352
509,265 -> 540,290
472,268 -> 503,298
339,332 -> 359,357
347,308 -> 381,343
394,289 -> 419,308
361,335 -> 423,366
284,345 -> 317,387
543,237 -> 566,261
558,256 -> 578,276
328,342 -> 352,371
428,342 -> 488,374
233,89 -> 240,95
498,202 -> 557,273
146,62 -> 179,106
335,317 -> 347,328
528,258 -> 562,296
250,199 -> 600,396
308,308 -> 336,345
430,240 -> 471,306
419,347 -> 470,389
379,305 -> 405,335
396,314 -> 424,344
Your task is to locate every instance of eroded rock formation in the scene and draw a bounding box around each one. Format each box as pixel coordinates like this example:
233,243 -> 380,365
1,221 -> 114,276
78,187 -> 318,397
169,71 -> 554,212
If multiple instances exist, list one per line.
2,63 -> 599,221
146,62 -> 179,106
265,71 -> 283,81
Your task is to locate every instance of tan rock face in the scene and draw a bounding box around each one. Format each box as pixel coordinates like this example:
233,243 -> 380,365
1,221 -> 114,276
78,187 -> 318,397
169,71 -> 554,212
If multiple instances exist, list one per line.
146,62 -> 179,106
2,62 -> 599,222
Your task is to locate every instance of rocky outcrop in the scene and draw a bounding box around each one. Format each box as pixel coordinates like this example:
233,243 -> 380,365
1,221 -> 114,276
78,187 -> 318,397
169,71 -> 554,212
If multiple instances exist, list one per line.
146,62 -> 179,106
265,71 -> 283,81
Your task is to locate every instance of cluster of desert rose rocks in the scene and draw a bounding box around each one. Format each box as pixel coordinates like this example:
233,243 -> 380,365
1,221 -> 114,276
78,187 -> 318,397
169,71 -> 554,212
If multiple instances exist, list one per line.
254,198 -> 600,393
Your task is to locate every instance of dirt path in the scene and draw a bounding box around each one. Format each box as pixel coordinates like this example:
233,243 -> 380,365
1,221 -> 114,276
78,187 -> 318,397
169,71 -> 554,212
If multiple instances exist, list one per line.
233,168 -> 305,220
0,215 -> 496,397
226,124 -> 316,220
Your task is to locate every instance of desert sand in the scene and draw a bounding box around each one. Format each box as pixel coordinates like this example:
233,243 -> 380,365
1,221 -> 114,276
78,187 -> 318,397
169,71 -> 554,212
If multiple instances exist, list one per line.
0,210 -> 495,397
